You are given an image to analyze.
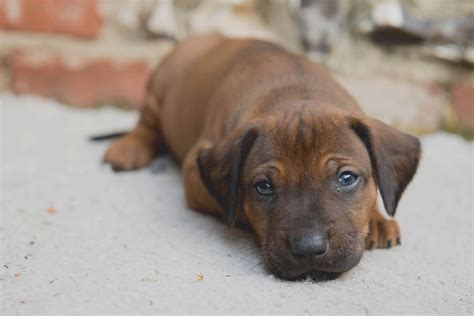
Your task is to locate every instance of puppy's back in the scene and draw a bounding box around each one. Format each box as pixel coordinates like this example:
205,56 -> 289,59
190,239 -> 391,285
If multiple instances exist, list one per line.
150,36 -> 359,160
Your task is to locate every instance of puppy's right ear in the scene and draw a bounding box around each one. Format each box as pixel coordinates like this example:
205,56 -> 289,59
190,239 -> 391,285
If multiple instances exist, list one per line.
197,127 -> 259,227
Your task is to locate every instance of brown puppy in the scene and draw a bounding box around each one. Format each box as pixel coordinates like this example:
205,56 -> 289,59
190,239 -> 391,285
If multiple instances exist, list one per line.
104,35 -> 421,280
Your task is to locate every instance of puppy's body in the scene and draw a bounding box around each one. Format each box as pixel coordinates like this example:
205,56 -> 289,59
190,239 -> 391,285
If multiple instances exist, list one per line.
105,35 -> 420,280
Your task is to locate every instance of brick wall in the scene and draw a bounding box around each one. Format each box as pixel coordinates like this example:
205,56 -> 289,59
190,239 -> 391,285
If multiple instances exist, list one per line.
0,0 -> 174,109
0,0 -> 101,37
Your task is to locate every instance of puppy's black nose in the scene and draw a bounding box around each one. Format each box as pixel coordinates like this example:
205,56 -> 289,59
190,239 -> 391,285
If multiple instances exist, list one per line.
290,233 -> 328,260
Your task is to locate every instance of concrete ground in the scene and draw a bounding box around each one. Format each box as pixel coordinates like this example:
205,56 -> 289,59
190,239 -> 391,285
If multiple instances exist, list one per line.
1,94 -> 473,314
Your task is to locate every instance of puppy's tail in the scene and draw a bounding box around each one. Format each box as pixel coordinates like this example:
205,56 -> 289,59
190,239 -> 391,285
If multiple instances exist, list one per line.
89,131 -> 128,141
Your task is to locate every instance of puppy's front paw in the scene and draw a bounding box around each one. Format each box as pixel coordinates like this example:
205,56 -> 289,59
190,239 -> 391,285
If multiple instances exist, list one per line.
103,136 -> 155,171
366,213 -> 400,250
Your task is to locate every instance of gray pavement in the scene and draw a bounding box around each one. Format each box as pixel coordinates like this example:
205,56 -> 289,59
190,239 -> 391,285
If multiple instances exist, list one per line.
1,94 -> 472,314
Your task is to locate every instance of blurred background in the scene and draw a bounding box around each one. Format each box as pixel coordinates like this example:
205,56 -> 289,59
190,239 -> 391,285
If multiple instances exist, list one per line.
0,0 -> 473,137
1,2 -> 473,314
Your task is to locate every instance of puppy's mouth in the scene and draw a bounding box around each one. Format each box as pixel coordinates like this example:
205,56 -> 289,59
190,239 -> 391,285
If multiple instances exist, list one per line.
266,257 -> 359,281
263,243 -> 363,281
266,258 -> 347,281
284,270 -> 341,282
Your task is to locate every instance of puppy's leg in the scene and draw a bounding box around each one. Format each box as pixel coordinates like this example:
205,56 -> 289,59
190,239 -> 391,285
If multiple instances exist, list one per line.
366,207 -> 401,249
104,100 -> 161,171
182,143 -> 221,216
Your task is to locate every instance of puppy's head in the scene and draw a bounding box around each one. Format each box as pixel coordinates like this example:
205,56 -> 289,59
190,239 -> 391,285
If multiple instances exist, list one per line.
198,111 -> 420,280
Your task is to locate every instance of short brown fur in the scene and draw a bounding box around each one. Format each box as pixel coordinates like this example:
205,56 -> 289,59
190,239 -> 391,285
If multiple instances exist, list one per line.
104,35 -> 421,280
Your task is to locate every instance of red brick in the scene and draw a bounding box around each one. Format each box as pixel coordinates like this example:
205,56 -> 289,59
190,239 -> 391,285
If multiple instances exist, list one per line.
0,0 -> 101,38
10,50 -> 150,108
0,0 -> 6,28
452,84 -> 474,131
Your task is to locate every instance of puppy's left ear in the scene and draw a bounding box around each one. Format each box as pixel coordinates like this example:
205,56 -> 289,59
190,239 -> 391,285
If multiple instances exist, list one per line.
197,127 -> 259,227
350,117 -> 421,217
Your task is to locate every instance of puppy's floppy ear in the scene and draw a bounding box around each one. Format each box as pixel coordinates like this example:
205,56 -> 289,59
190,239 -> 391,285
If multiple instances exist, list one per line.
197,127 -> 259,227
350,117 -> 421,216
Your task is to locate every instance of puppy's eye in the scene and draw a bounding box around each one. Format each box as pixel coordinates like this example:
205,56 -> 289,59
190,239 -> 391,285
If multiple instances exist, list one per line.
255,180 -> 274,196
338,171 -> 359,187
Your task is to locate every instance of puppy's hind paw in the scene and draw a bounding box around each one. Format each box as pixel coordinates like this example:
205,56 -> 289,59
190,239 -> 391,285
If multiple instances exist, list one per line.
103,135 -> 156,171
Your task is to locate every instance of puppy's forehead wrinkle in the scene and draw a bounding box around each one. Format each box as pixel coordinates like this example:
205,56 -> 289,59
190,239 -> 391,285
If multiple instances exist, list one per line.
276,113 -> 340,151
248,113 -> 371,186
266,114 -> 366,162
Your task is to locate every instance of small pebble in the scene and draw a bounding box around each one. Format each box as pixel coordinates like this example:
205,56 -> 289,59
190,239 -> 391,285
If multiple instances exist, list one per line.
47,207 -> 57,214
196,273 -> 204,281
